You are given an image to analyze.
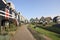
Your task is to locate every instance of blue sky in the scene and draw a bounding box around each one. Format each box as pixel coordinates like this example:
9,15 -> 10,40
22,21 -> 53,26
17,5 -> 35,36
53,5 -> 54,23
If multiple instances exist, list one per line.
7,0 -> 60,19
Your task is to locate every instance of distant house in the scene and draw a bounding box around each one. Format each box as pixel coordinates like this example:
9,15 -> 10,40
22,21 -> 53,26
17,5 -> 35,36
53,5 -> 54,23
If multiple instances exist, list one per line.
53,16 -> 60,24
39,16 -> 46,24
45,17 -> 52,24
57,16 -> 60,24
34,18 -> 39,23
39,16 -> 53,24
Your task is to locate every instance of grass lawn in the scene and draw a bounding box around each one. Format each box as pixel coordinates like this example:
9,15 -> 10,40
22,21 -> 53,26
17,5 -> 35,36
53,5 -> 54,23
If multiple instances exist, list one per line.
30,24 -> 60,40
0,35 -> 10,40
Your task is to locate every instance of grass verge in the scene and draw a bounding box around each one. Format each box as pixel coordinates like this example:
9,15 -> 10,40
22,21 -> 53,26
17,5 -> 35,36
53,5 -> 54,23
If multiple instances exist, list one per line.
29,24 -> 60,40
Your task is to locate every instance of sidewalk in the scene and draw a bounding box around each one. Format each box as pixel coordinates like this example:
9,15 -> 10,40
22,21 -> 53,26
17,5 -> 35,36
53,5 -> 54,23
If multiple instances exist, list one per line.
11,24 -> 36,40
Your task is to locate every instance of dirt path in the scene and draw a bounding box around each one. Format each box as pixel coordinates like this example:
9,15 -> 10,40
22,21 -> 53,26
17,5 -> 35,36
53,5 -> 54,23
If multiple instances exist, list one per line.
11,24 -> 36,40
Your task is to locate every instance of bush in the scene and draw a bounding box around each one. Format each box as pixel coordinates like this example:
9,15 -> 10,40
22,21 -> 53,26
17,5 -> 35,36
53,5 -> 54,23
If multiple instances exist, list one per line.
5,23 -> 17,32
9,24 -> 17,31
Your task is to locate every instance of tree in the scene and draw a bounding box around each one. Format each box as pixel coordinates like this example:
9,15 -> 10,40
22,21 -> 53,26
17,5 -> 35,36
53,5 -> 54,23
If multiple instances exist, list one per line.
30,18 -> 34,23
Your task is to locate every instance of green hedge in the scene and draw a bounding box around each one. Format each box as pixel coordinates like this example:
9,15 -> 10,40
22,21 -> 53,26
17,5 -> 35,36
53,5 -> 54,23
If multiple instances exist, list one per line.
36,24 -> 60,34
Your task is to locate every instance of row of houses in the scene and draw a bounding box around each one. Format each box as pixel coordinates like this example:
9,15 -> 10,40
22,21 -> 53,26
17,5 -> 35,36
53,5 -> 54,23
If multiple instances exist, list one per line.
0,0 -> 28,34
30,16 -> 60,24
18,12 -> 28,24
0,0 -> 28,27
